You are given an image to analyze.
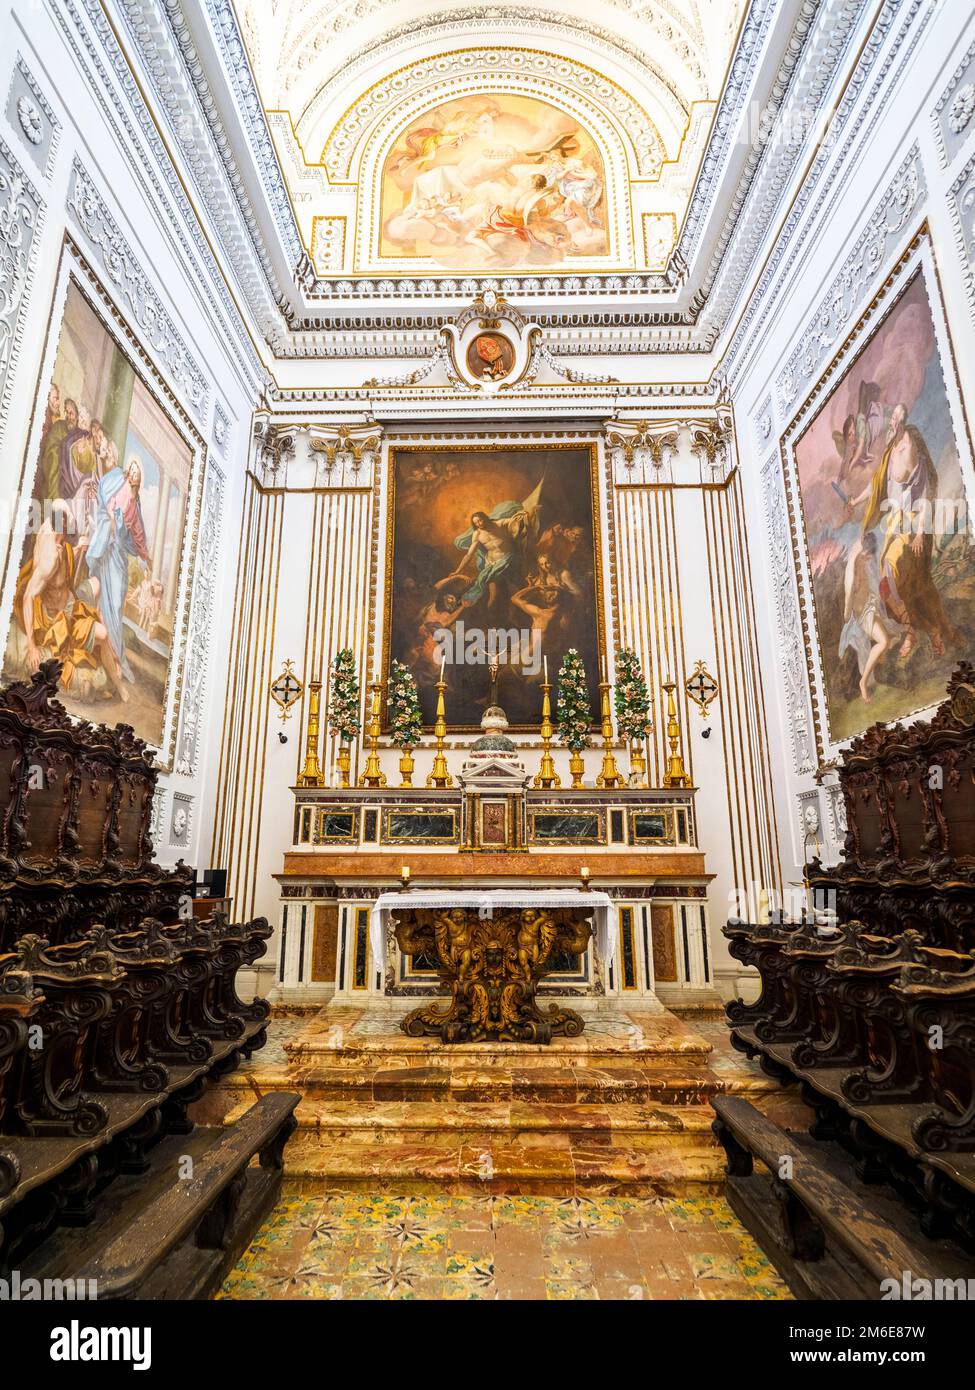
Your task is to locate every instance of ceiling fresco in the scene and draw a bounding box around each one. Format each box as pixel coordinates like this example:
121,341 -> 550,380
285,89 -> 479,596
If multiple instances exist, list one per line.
236,0 -> 747,279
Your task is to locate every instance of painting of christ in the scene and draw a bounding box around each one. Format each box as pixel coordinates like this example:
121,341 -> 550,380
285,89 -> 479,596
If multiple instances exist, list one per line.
1,278 -> 196,751
385,445 -> 604,729
791,265 -> 975,745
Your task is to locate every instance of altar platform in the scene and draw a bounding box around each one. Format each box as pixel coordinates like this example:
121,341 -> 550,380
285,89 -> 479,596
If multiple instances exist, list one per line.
195,1001 -> 791,1199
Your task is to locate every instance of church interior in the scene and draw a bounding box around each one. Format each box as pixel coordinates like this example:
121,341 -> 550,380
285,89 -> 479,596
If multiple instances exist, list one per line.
1,0 -> 975,1334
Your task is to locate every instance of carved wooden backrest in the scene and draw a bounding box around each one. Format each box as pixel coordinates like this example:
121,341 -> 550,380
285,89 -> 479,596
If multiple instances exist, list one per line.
0,661 -> 165,886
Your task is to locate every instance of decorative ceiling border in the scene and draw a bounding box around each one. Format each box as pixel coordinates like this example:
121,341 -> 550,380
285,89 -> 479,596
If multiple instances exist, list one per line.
0,135 -> 44,452
723,0 -> 932,387
776,144 -> 925,416
55,0 -> 267,390
109,0 -> 288,327
315,46 -> 669,184
270,3 -> 708,116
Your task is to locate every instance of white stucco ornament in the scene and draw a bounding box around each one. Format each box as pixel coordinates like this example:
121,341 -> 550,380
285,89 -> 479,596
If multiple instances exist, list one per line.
17,96 -> 43,146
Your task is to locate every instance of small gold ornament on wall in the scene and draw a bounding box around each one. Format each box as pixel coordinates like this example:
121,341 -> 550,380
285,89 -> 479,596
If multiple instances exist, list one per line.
270,660 -> 303,723
685,660 -> 719,720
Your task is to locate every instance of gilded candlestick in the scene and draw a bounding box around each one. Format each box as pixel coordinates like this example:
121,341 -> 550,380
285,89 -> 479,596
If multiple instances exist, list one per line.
359,678 -> 387,787
426,678 -> 453,788
533,679 -> 561,788
595,679 -> 623,788
297,680 -> 325,786
662,679 -> 690,788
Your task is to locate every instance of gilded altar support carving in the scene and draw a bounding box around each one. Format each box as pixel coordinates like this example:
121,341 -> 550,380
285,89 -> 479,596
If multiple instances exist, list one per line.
394,906 -> 592,1043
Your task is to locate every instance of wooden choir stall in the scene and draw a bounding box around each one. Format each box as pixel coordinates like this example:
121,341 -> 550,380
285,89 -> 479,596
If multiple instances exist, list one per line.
714,665 -> 975,1299
0,661 -> 297,1298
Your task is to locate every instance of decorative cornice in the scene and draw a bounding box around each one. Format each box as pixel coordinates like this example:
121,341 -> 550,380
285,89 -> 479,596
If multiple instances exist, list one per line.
723,0 -> 932,387
55,0 -> 266,391
111,0 -> 287,337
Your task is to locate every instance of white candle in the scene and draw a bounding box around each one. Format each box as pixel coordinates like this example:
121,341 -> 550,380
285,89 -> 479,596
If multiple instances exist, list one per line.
440,655 -> 446,681
543,654 -> 548,683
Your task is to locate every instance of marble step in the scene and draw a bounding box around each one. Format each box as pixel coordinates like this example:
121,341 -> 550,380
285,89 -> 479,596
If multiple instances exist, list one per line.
291,1098 -> 719,1137
280,1062 -> 726,1105
279,1134 -> 725,1196
284,1028 -> 713,1071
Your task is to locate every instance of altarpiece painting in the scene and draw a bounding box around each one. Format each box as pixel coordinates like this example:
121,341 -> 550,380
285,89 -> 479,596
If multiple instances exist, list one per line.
384,444 -> 604,729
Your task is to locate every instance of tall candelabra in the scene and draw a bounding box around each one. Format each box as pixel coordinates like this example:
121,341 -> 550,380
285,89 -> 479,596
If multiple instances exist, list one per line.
662,678 -> 690,788
297,680 -> 325,786
359,677 -> 387,787
595,676 -> 623,788
533,662 -> 561,788
426,675 -> 453,788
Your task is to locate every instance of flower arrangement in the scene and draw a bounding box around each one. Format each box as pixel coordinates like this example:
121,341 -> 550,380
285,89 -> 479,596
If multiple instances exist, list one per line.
328,648 -> 360,742
387,659 -> 423,748
613,648 -> 652,741
555,648 -> 593,751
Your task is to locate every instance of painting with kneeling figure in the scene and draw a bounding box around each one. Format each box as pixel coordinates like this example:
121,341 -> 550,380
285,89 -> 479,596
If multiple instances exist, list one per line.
2,279 -> 193,750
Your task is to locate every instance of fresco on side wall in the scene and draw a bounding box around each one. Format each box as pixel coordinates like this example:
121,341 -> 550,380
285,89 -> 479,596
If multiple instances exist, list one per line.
379,94 -> 608,270
3,280 -> 193,748
793,267 -> 975,744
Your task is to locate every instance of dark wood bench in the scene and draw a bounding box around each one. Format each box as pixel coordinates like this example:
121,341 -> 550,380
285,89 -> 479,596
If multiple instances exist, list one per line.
712,1094 -> 973,1300
21,1092 -> 299,1300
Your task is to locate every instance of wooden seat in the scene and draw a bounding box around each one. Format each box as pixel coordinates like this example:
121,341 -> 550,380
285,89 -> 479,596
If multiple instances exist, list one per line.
712,1094 -> 972,1299
21,1092 -> 299,1301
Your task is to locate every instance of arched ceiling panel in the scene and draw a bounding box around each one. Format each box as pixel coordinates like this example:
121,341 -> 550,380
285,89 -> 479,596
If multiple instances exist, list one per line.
239,0 -> 746,279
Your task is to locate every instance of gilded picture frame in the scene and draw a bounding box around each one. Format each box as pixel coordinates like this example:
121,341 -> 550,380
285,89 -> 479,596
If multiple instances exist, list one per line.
381,440 -> 608,731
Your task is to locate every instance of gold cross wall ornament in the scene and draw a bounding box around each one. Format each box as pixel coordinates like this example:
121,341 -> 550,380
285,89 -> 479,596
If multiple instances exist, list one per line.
270,659 -> 303,723
685,660 -> 719,719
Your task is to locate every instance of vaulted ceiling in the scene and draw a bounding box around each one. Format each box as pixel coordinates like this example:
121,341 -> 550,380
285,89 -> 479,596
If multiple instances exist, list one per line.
117,0 -> 878,374
236,0 -> 746,283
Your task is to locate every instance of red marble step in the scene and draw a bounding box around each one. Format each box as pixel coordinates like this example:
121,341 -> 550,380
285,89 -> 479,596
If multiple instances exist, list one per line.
279,1135 -> 725,1196
283,1062 -> 725,1105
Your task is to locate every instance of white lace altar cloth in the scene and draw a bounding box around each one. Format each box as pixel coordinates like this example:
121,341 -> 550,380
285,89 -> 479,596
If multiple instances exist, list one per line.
370,889 -> 615,974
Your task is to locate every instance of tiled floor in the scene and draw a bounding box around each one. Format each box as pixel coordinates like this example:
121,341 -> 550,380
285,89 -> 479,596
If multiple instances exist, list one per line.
217,1191 -> 792,1301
